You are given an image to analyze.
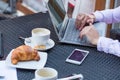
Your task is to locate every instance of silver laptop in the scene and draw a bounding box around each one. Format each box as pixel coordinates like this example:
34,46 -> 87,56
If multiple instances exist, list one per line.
47,0 -> 107,47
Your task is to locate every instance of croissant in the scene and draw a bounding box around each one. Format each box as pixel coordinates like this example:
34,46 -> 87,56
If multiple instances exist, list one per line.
11,45 -> 40,65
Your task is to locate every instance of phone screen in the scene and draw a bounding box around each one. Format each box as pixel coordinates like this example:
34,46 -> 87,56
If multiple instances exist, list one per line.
66,49 -> 89,65
68,50 -> 88,62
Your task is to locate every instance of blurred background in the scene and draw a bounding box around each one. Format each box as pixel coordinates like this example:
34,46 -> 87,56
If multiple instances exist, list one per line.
0,0 -> 119,38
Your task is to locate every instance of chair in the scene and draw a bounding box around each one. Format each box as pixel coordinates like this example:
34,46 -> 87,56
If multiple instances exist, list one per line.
110,28 -> 120,41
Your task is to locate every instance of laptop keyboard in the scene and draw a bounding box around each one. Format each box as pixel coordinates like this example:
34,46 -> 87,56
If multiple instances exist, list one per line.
62,19 -> 88,44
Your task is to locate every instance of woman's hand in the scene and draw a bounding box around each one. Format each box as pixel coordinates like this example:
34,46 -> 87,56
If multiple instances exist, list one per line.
75,13 -> 95,30
80,24 -> 99,45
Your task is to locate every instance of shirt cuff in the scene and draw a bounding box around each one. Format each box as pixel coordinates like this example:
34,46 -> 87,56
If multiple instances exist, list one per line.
97,37 -> 113,53
93,11 -> 104,22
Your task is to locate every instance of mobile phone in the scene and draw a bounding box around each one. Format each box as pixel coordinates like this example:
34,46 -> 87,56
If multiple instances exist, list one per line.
66,49 -> 89,65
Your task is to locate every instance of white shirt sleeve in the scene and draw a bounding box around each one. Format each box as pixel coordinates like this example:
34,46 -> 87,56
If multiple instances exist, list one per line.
94,6 -> 120,23
97,37 -> 120,57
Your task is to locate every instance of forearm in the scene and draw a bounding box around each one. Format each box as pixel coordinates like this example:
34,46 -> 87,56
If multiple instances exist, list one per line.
97,37 -> 120,57
94,6 -> 120,23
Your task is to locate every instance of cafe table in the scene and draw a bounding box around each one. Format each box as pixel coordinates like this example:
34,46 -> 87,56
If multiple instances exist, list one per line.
0,12 -> 120,80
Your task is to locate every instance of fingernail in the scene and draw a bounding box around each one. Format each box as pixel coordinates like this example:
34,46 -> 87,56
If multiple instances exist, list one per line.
89,23 -> 92,26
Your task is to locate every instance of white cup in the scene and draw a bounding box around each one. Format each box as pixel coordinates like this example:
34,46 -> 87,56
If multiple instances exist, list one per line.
31,28 -> 50,46
35,67 -> 58,80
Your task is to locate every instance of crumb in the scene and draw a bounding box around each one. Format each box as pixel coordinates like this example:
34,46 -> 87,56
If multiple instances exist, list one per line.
34,45 -> 46,50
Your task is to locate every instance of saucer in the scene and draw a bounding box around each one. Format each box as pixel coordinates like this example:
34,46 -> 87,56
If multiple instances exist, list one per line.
24,37 -> 55,51
6,49 -> 48,69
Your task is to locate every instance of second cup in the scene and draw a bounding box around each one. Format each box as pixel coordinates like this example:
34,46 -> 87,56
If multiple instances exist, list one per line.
31,28 -> 50,47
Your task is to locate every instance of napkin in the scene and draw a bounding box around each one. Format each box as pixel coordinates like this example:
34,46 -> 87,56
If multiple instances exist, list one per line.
0,60 -> 17,80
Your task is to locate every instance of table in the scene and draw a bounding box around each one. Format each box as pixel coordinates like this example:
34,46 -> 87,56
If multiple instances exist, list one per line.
0,12 -> 120,80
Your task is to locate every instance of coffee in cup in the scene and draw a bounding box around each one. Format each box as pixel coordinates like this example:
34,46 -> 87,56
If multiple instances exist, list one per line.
31,28 -> 50,48
35,67 -> 58,80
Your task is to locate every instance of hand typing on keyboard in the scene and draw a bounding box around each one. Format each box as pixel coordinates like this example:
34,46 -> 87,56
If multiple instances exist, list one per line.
80,24 -> 99,45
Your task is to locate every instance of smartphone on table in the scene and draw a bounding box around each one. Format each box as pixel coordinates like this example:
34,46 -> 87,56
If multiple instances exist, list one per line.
66,49 -> 89,65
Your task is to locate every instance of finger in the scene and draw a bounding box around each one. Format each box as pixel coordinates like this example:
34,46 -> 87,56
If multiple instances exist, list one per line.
80,31 -> 83,39
75,15 -> 80,28
77,15 -> 85,29
89,23 -> 92,26
75,19 -> 80,29
75,17 -> 80,29
79,15 -> 85,24
79,26 -> 83,31
87,19 -> 94,24
79,17 -> 88,30
79,21 -> 85,30
80,31 -> 85,39
79,23 -> 89,32
80,28 -> 86,39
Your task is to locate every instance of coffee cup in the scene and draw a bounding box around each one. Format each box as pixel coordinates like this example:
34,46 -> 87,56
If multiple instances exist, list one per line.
31,28 -> 50,47
35,67 -> 58,80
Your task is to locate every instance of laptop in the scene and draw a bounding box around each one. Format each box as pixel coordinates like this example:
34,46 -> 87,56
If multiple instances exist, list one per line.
47,0 -> 107,47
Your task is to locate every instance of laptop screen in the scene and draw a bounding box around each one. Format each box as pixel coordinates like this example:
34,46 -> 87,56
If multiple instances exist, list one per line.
47,0 -> 66,33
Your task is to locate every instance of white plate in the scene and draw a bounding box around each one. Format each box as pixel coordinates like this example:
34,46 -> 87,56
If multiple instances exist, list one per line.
24,37 -> 55,51
5,49 -> 48,70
